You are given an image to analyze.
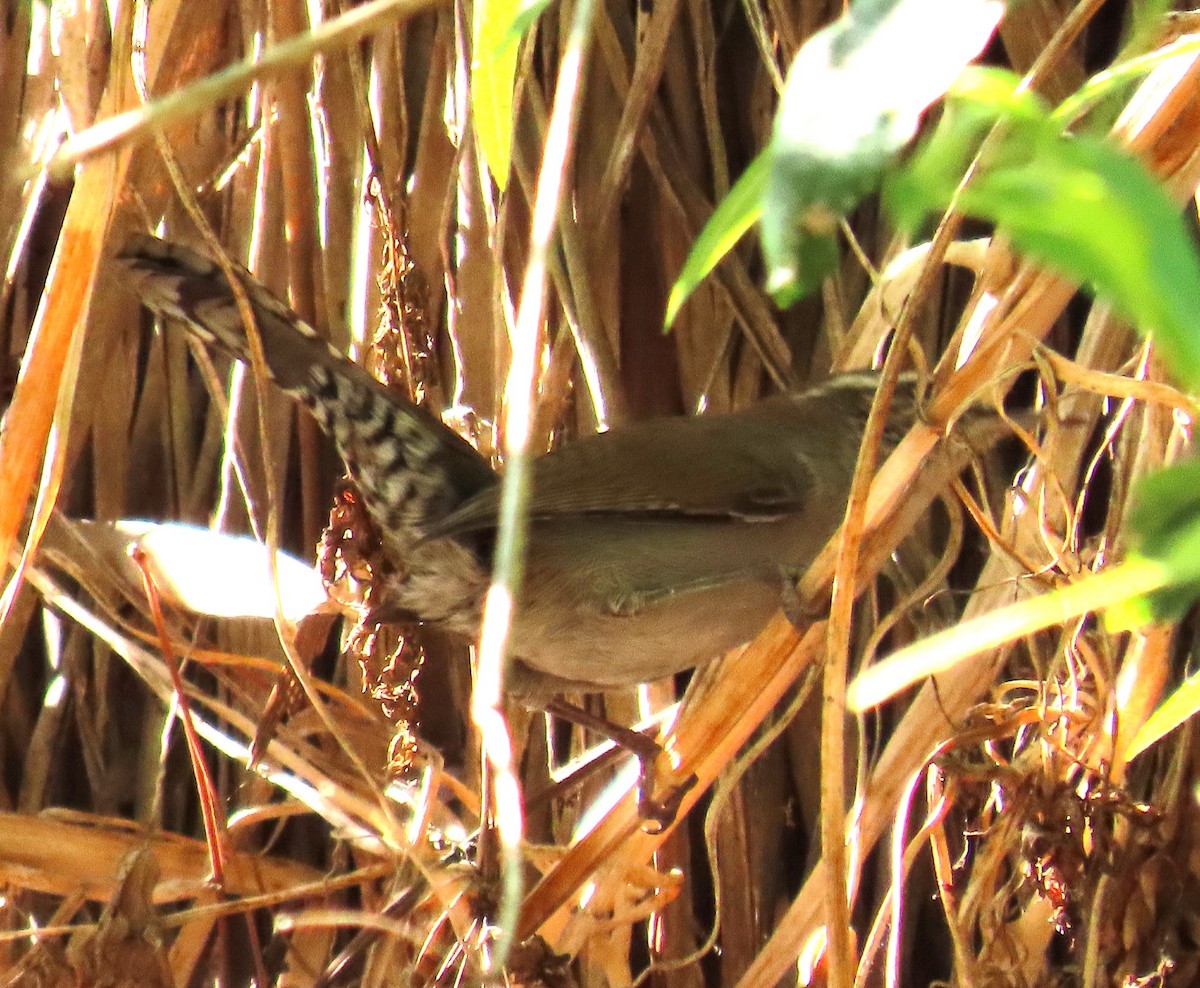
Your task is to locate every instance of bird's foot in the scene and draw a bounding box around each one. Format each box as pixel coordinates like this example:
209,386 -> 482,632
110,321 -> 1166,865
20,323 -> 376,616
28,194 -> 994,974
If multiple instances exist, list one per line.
541,697 -> 695,831
592,722 -> 693,831
636,753 -> 697,833
780,566 -> 827,628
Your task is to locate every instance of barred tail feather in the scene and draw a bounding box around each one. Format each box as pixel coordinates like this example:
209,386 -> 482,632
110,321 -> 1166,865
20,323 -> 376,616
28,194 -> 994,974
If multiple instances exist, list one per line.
116,235 -> 494,538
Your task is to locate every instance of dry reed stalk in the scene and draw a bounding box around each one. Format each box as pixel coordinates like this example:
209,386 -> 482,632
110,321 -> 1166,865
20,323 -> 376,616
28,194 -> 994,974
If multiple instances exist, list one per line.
2,0 -> 1199,985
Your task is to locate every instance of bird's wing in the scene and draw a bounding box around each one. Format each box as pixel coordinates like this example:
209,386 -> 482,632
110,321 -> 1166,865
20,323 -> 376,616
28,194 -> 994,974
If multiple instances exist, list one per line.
424,408 -> 816,539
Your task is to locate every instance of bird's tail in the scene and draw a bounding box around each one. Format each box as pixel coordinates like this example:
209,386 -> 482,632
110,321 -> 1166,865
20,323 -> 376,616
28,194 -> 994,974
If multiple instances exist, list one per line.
116,235 -> 494,539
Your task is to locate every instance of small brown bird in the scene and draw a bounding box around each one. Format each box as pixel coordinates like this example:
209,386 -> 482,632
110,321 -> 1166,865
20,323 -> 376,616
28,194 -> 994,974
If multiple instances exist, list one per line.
115,236 -> 949,701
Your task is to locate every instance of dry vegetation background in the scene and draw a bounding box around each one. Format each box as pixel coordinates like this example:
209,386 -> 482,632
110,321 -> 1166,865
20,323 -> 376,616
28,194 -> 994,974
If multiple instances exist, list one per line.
3,0 -> 1200,985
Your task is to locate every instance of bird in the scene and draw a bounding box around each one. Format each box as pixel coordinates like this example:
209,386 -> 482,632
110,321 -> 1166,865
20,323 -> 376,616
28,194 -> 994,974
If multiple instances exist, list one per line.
115,235 -> 972,703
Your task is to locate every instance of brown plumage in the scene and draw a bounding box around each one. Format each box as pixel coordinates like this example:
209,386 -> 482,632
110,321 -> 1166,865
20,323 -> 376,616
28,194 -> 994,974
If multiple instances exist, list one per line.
117,235 -> 978,698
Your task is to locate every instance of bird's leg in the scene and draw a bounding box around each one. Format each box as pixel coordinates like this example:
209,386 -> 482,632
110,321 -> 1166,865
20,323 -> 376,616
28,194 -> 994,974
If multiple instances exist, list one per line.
779,565 -> 829,628
540,696 -> 693,830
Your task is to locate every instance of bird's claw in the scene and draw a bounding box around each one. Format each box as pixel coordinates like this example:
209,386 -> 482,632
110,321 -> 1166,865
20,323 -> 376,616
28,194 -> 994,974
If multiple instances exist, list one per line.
637,770 -> 698,833
634,741 -> 697,832
780,566 -> 827,628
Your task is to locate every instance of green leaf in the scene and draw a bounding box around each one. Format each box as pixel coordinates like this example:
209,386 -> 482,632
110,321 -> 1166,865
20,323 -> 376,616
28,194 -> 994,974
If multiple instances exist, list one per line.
1107,461 -> 1200,628
761,0 -> 1003,303
1052,0 -> 1177,129
886,68 -> 1046,230
887,82 -> 1200,389
505,0 -> 557,47
472,0 -> 525,190
1128,455 -> 1200,558
665,151 -> 769,328
1126,664 -> 1200,760
887,63 -> 1200,647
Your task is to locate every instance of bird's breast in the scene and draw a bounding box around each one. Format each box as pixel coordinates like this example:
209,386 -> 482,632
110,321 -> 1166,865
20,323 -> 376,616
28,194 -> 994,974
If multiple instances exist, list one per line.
506,513 -> 826,691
